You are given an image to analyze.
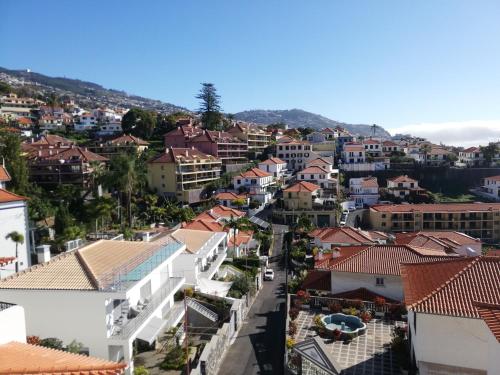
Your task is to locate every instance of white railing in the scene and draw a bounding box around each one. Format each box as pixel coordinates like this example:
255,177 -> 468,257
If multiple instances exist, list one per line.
186,297 -> 218,322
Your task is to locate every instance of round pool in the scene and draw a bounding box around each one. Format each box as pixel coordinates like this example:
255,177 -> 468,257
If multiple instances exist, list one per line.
321,313 -> 366,335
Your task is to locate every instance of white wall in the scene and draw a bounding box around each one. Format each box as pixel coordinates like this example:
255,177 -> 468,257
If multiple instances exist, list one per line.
409,312 -> 492,373
331,272 -> 403,301
486,325 -> 500,374
0,201 -> 30,277
0,304 -> 26,344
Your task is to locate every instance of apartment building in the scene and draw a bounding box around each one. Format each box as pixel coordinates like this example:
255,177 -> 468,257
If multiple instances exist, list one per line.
233,168 -> 274,203
369,203 -> 500,241
0,93 -> 42,120
480,175 -> 500,201
163,124 -> 203,148
349,177 -> 379,207
147,147 -> 222,204
0,238 -> 186,373
88,134 -> 149,158
38,115 -> 64,131
26,146 -> 108,187
189,130 -> 248,167
76,112 -> 98,131
228,122 -> 271,157
335,127 -> 354,153
341,143 -> 365,164
276,139 -> 320,171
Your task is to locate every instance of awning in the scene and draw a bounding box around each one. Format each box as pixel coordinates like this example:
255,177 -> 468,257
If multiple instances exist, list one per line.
197,277 -> 233,297
136,317 -> 168,345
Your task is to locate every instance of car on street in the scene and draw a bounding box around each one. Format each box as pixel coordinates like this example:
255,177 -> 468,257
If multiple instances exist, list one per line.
264,269 -> 275,281
340,212 -> 348,226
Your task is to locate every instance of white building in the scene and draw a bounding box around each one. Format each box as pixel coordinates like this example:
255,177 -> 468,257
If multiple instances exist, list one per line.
341,143 -> 366,164
363,139 -> 383,157
0,188 -> 30,278
170,229 -> 228,287
480,175 -> 500,201
276,140 -> 320,171
386,175 -> 424,199
458,146 -> 484,167
0,302 -> 26,344
76,112 -> 98,131
349,177 -> 379,207
327,245 -> 456,301
97,121 -> 123,136
233,167 -> 274,203
0,238 -> 187,373
402,256 -> 500,375
297,166 -> 338,192
258,157 -> 287,180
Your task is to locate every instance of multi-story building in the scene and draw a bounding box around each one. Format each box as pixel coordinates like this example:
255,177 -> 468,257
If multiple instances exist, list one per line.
402,256 -> 500,375
457,146 -> 484,167
369,203 -> 500,241
76,112 -> 98,131
228,122 -> 271,157
23,134 -> 74,150
276,139 -> 320,171
38,115 -> 64,131
0,238 -> 186,373
341,143 -> 366,164
189,130 -> 248,168
147,147 -> 222,204
0,187 -> 30,278
96,121 -> 123,136
363,139 -> 383,157
382,140 -> 401,155
297,166 -> 338,192
26,146 -> 108,187
349,177 -> 379,207
233,168 -> 274,203
88,135 -> 149,158
258,157 -> 287,181
0,93 -> 42,120
386,175 -> 425,200
335,127 -> 354,153
163,123 -> 203,148
480,175 -> 500,201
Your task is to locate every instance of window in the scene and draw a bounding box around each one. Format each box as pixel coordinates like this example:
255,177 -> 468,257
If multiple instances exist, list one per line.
381,222 -> 386,227
375,277 -> 385,286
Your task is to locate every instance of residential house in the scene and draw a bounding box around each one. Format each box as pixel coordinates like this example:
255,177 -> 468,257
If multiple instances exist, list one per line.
0,238 -> 187,373
369,203 -> 500,241
23,134 -> 74,149
305,157 -> 337,173
363,139 -> 383,157
258,157 -> 287,181
306,129 -> 337,158
382,140 -> 401,155
308,226 -> 390,250
394,231 -> 482,256
386,175 -> 425,200
38,115 -> 64,131
297,166 -> 338,193
147,147 -> 222,204
458,147 -> 484,167
233,168 -> 274,203
188,130 -> 248,169
276,139 -> 320,171
26,146 -> 108,187
228,122 -> 271,157
480,175 -> 500,201
215,191 -> 250,209
326,244 -> 456,301
401,256 -> 500,375
0,188 -> 30,278
97,121 -> 123,136
0,165 -> 10,189
426,147 -> 455,166
280,181 -> 337,227
76,112 -> 98,131
88,134 -> 149,158
349,177 -> 379,207
341,143 -> 366,164
163,124 -> 203,148
335,127 -> 354,153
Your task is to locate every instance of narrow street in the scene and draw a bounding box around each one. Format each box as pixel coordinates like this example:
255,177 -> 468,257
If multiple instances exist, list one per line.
218,224 -> 288,375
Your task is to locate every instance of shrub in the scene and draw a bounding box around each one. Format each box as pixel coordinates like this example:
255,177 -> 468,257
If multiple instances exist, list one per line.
344,307 -> 359,316
184,287 -> 194,298
328,302 -> 342,313
27,336 -> 40,345
286,336 -> 296,350
313,314 -> 324,328
289,307 -> 299,321
350,299 -> 364,309
39,337 -> 63,350
160,345 -> 187,370
134,366 -> 150,375
66,339 -> 84,354
288,321 -> 297,337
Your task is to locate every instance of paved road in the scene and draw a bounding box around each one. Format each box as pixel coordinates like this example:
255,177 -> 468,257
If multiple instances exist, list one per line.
218,252 -> 286,374
345,208 -> 366,227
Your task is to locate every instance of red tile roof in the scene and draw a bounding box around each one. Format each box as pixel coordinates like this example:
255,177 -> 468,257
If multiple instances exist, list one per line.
329,245 -> 456,275
395,231 -> 480,252
475,302 -> 500,341
387,175 -> 417,183
284,181 -> 321,193
0,166 -> 11,182
148,147 -> 220,164
401,256 -> 500,318
306,158 -> 334,166
314,246 -> 369,270
43,147 -> 108,163
237,168 -> 271,178
382,140 -> 399,147
309,227 -> 377,245
27,134 -> 74,147
299,166 -> 330,174
360,177 -> 378,188
215,192 -> 247,201
207,205 -> 245,218
107,134 -> 149,146
462,147 -> 481,153
0,257 -> 15,267
182,220 -> 225,232
259,157 -> 286,165
302,270 -> 331,291
363,139 -> 381,145
343,144 -> 364,152
0,341 -> 126,374
0,189 -> 27,204
485,175 -> 500,182
228,230 -> 253,246
371,203 -> 500,213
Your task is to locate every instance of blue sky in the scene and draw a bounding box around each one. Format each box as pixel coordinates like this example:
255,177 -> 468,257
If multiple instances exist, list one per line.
1,0 -> 500,143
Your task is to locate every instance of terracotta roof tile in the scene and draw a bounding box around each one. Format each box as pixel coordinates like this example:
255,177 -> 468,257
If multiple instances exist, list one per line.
259,157 -> 286,165
107,134 -> 149,146
284,181 -> 321,193
299,166 -> 331,174
148,147 -> 220,164
475,302 -> 500,341
371,203 -> 500,213
401,256 -> 500,317
309,227 -> 377,245
0,341 -> 126,374
0,166 -> 11,182
306,157 -> 333,166
237,168 -> 271,178
0,257 -> 15,267
314,246 -> 369,270
215,192 -> 247,201
387,175 -> 417,183
0,189 -> 27,204
302,270 -> 331,291
182,220 -> 225,232
43,147 -> 108,163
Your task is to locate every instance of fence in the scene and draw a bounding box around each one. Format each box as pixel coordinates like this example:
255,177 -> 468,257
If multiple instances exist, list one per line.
290,294 -> 392,314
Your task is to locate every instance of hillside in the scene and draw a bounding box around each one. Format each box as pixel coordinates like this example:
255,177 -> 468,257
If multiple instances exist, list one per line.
234,109 -> 391,137
0,67 -> 188,114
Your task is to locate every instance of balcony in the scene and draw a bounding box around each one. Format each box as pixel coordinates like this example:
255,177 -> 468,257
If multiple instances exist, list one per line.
199,249 -> 227,279
110,276 -> 185,340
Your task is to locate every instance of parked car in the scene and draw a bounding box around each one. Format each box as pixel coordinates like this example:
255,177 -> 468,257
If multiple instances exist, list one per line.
264,269 -> 275,281
340,213 -> 348,226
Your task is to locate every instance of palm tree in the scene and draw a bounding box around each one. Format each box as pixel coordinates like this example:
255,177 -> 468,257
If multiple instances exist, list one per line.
371,124 -> 377,137
5,231 -> 24,273
224,215 -> 253,257
420,144 -> 432,165
88,161 -> 106,198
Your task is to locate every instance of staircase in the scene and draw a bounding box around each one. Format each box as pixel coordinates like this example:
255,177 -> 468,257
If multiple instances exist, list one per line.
120,300 -> 130,318
186,297 -> 218,322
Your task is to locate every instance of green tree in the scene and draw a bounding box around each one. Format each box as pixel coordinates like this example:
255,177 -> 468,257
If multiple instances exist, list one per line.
481,143 -> 499,164
88,197 -> 115,232
121,108 -> 157,139
5,231 -> 24,273
0,82 -> 12,95
196,83 -> 222,130
54,203 -> 73,236
296,213 -> 314,233
66,339 -> 84,354
0,132 -> 30,194
420,143 -> 432,164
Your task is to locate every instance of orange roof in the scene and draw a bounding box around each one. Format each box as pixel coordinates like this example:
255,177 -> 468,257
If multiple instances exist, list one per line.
0,189 -> 27,204
259,157 -> 286,165
387,175 -> 417,183
206,205 -> 245,218
0,257 -> 15,267
284,181 -> 321,193
148,147 -> 220,164
363,139 -> 380,145
0,166 -> 11,182
329,245 -> 456,275
485,175 -> 500,182
395,231 -> 480,251
228,230 -> 253,246
182,220 -> 225,232
401,256 -> 500,318
299,166 -> 330,174
0,341 -> 126,374
306,158 -> 333,166
237,168 -> 271,178
309,227 -> 377,245
107,134 -> 149,146
215,192 -> 247,201
314,246 -> 369,270
343,144 -> 364,152
371,203 -> 500,213
43,147 -> 108,163
360,177 -> 378,188
475,302 -> 500,341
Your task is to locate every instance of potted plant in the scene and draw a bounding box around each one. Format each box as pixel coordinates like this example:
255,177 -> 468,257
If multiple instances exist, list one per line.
360,310 -> 372,323
296,290 -> 311,309
289,307 -> 299,321
289,321 -> 297,337
374,296 -> 386,318
328,302 -> 342,313
313,314 -> 325,336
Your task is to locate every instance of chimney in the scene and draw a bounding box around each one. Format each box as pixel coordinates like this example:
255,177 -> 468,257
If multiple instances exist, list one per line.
185,149 -> 189,157
38,150 -> 42,157
36,245 -> 51,264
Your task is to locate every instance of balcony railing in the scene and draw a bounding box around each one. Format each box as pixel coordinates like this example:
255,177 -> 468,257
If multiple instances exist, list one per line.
0,302 -> 15,312
110,276 -> 185,339
200,250 -> 227,278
